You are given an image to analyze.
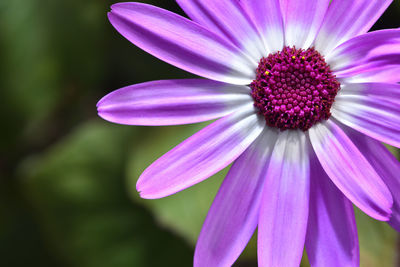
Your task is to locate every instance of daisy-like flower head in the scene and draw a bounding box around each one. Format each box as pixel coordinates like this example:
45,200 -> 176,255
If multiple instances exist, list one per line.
97,1 -> 400,266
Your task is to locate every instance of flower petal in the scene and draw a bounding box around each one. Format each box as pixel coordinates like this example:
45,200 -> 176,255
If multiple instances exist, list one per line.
176,0 -> 265,61
108,2 -> 255,85
338,67 -> 400,84
328,29 -> 400,84
337,82 -> 400,104
240,0 -> 284,53
194,128 -> 278,267
332,83 -> 400,148
136,105 -> 265,199
344,127 -> 400,232
97,79 -> 252,126
308,120 -> 393,221
258,130 -> 310,267
306,154 -> 359,267
314,0 -> 392,56
280,0 -> 330,49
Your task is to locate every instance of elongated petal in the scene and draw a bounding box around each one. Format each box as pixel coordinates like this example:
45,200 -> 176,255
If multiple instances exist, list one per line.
280,0 -> 330,49
258,130 -> 310,267
97,79 -> 252,126
328,29 -> 400,83
344,127 -> 400,232
240,0 -> 284,53
306,155 -> 359,267
315,0 -> 392,56
338,67 -> 400,84
176,0 -> 265,61
137,105 -> 265,199
337,82 -> 400,104
332,83 -> 400,148
309,120 -> 393,220
194,128 -> 278,267
108,3 -> 255,85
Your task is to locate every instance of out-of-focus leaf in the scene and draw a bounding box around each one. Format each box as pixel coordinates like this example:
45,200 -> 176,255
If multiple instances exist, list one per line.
386,144 -> 400,160
0,178 -> 64,267
0,0 -> 112,159
356,208 -> 397,267
19,120 -> 193,267
0,0 -> 59,152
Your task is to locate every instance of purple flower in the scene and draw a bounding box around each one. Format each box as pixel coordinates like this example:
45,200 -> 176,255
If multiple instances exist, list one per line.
97,1 -> 400,266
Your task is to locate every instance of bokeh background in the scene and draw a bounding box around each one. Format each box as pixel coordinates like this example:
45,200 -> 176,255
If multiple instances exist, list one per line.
1,0 -> 400,266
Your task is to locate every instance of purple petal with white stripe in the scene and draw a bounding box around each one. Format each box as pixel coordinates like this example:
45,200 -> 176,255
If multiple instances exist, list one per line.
97,79 -> 252,126
338,67 -> 400,84
258,130 -> 310,267
309,120 -> 393,221
344,127 -> 400,232
108,2 -> 255,85
336,82 -> 400,104
306,154 -> 359,267
136,105 -> 265,199
240,0 -> 284,53
328,29 -> 400,84
280,0 -> 330,49
194,128 -> 278,267
176,0 -> 265,62
314,0 -> 392,56
332,83 -> 400,148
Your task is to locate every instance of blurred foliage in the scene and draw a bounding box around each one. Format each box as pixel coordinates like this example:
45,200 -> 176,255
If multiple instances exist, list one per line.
356,209 -> 397,267
18,121 -> 193,267
0,0 -> 399,266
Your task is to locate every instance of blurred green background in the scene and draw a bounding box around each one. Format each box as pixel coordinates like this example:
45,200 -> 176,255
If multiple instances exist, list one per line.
0,0 -> 399,266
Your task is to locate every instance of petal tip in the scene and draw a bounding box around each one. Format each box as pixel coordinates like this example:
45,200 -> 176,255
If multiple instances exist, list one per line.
136,172 -> 180,199
137,189 -> 150,199
96,100 -> 110,121
110,2 -> 126,11
136,185 -> 150,199
96,108 -> 108,121
107,11 -> 117,25
136,188 -> 163,200
369,205 -> 393,222
96,96 -> 105,108
136,176 -> 153,199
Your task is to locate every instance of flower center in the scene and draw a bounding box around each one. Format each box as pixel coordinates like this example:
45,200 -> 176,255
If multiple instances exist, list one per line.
250,46 -> 340,131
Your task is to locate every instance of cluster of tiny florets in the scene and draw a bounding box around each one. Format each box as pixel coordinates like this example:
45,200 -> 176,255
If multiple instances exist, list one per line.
250,46 -> 340,131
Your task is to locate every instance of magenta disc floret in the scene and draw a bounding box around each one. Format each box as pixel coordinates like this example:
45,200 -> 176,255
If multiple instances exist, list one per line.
250,46 -> 340,131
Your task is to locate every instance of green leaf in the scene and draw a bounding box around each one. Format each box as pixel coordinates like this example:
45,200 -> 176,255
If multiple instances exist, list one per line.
356,208 -> 397,267
19,120 -> 193,267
